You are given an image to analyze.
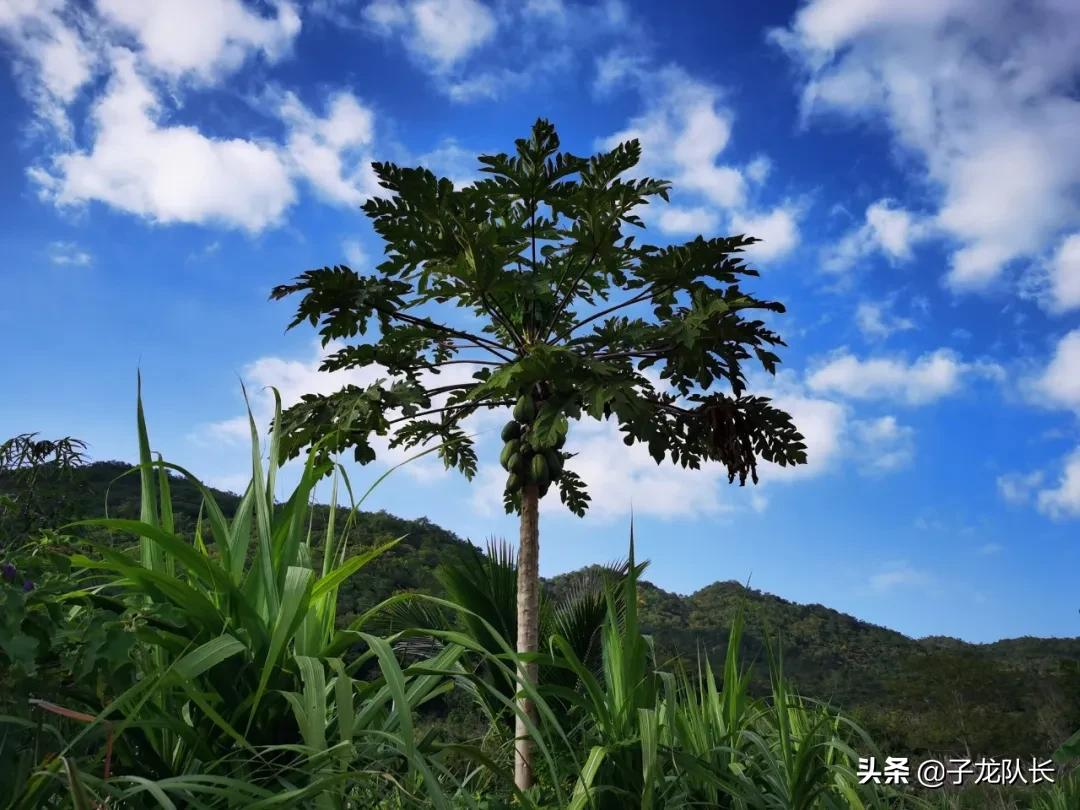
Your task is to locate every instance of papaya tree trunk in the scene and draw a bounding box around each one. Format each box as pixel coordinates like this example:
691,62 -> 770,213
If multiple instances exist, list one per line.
514,483 -> 540,791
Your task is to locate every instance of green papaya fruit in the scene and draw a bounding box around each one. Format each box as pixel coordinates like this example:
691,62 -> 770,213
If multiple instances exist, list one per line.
507,453 -> 523,474
554,433 -> 566,450
501,420 -> 521,442
530,453 -> 549,484
513,394 -> 536,422
499,443 -> 516,471
544,449 -> 563,477
506,473 -> 522,493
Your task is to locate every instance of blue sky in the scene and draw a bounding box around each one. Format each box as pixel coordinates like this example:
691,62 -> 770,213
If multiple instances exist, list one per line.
3,0 -> 1080,643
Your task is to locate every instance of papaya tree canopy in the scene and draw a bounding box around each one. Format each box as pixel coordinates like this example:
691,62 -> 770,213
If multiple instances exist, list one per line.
270,118 -> 807,514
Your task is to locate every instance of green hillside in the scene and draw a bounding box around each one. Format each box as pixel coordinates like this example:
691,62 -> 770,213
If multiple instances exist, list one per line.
631,578 -> 1080,757
0,460 -> 483,628
7,460 -> 1079,759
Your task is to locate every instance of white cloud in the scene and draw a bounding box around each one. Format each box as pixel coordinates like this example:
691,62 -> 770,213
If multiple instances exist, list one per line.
279,90 -> 379,206
442,72 -> 500,102
342,238 -> 366,267
365,0 -> 629,101
1007,330 -> 1080,521
204,471 -> 258,495
1037,448 -> 1080,520
0,2 -> 389,233
97,0 -> 300,82
436,43 -> 575,102
599,65 -> 745,210
730,205 -> 800,261
523,0 -> 566,20
32,48 -> 295,231
237,349 -> 383,412
47,240 -> 92,266
0,0 -> 95,135
756,374 -> 913,480
750,491 -> 768,513
852,415 -> 914,473
1047,233 -> 1080,313
657,206 -> 718,236
363,0 -> 496,71
22,27 -> 387,233
940,125 -> 1076,290
414,139 -> 484,186
774,0 -> 1080,292
866,201 -> 925,259
412,0 -> 495,67
807,348 -> 1001,404
855,300 -> 915,341
761,391 -> 847,481
593,48 -> 646,95
1033,329 -> 1080,412
824,199 -> 930,273
997,470 -> 1044,505
199,415 -> 252,446
599,64 -> 800,260
745,155 -> 771,185
187,239 -> 222,263
869,561 -> 930,593
362,0 -> 409,31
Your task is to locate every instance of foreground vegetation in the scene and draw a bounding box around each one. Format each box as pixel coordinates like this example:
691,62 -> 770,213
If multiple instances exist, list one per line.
8,457 -> 1079,763
1,399 -> 1077,808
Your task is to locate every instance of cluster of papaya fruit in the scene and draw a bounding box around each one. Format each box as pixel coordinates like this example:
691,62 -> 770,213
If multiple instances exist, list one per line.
500,393 -> 566,497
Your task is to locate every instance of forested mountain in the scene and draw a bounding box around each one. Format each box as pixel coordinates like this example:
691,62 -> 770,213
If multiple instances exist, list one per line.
6,461 -> 1079,758
631,578 -> 1080,757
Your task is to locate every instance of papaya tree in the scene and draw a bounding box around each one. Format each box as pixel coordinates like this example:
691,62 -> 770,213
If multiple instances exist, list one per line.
1,433 -> 88,543
270,119 -> 807,790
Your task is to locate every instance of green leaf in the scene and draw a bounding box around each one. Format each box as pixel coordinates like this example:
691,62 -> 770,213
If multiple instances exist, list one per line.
311,537 -> 402,602
173,634 -> 245,680
248,566 -> 314,729
0,630 -> 38,673
568,746 -> 608,810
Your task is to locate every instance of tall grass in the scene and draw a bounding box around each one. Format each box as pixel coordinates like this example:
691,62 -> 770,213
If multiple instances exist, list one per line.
533,533 -> 913,810
370,529 -> 924,808
9,382 -> 474,808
